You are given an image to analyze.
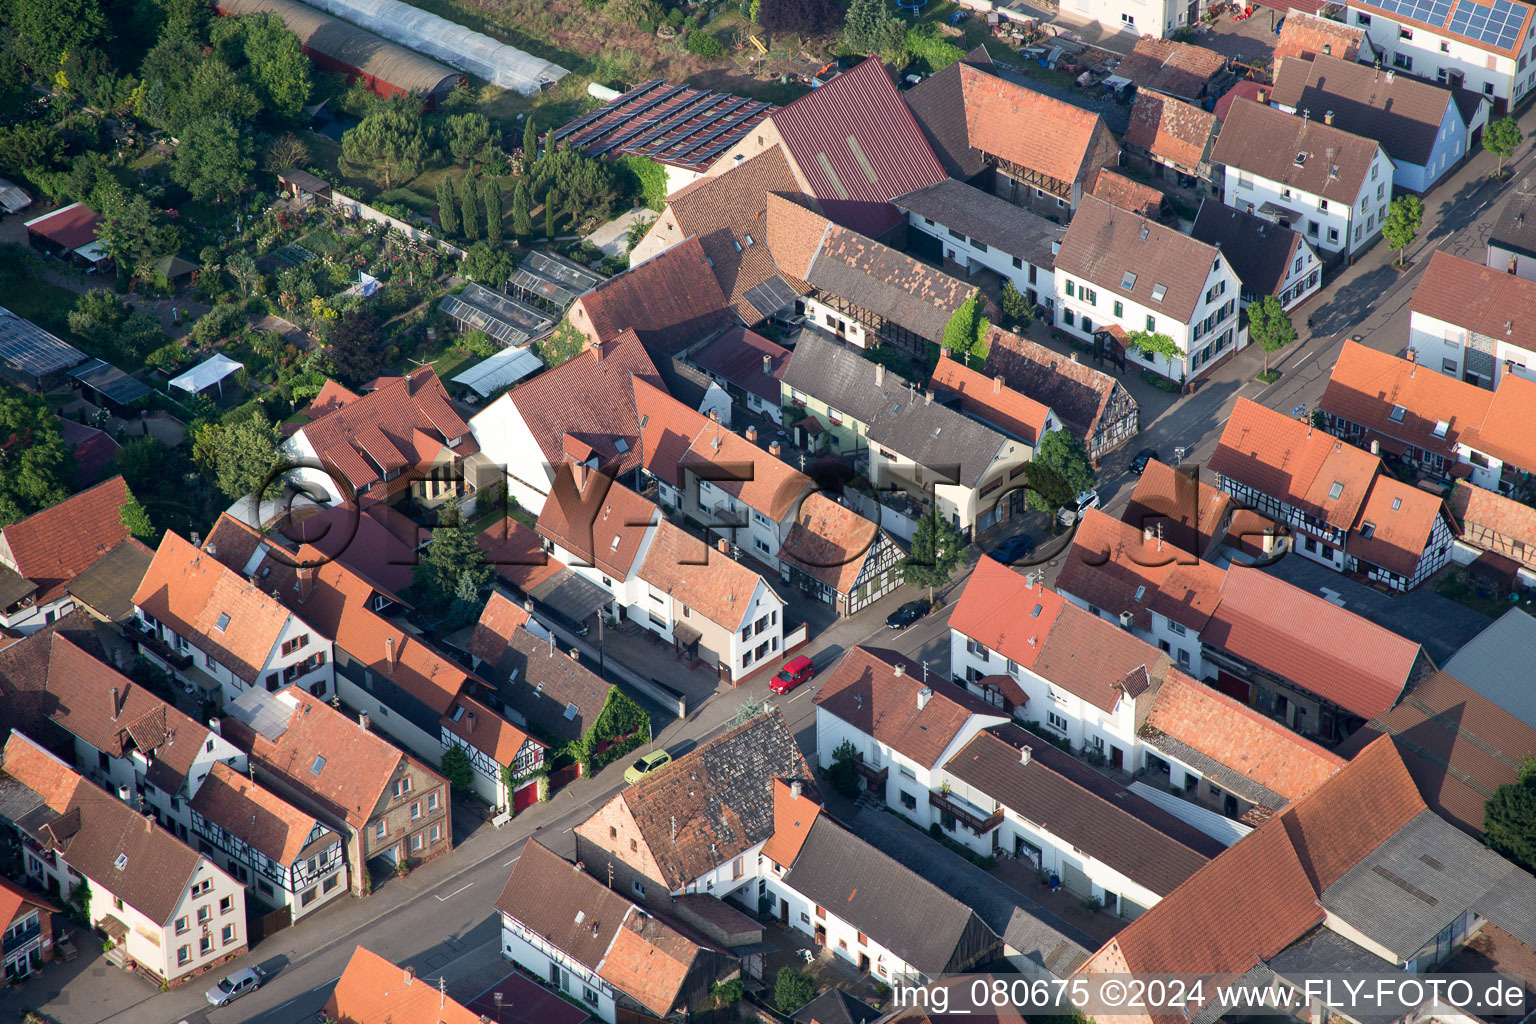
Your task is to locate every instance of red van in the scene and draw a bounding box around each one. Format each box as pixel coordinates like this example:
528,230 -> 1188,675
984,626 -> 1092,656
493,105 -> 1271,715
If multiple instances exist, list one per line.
771,655 -> 815,695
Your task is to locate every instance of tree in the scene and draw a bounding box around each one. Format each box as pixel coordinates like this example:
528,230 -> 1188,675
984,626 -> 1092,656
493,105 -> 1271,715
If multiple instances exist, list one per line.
1027,429 -> 1096,513
119,492 -> 157,541
1484,761 -> 1536,875
1248,295 -> 1297,374
439,745 -> 475,793
999,281 -> 1033,331
1126,330 -> 1183,378
446,112 -> 496,166
0,384 -> 74,527
460,241 -> 518,286
523,116 -> 539,163
843,0 -> 908,62
172,115 -> 255,203
240,13 -> 311,121
264,133 -> 310,173
545,190 -> 558,239
1382,194 -> 1424,269
826,739 -> 861,798
482,177 -> 503,246
324,309 -> 386,387
227,250 -> 260,295
413,498 -> 493,607
942,293 -> 991,363
758,0 -> 839,35
180,59 -> 261,128
97,194 -> 174,281
193,413 -> 283,501
69,290 -> 165,362
461,169 -> 479,243
900,507 -> 966,602
10,0 -> 107,70
436,175 -> 458,235
341,100 -> 430,188
1486,116 -> 1523,178
774,968 -> 817,1014
511,179 -> 532,239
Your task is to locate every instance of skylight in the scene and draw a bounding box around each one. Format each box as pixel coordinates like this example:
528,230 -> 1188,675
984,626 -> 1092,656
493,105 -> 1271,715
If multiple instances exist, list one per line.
1392,497 -> 1403,510
1031,604 -> 1043,618
744,234 -> 755,247
1360,521 -> 1376,539
1151,284 -> 1168,303
310,755 -> 326,775
1432,420 -> 1449,438
610,535 -> 621,550
1389,405 -> 1406,423
1121,270 -> 1138,289
451,705 -> 466,722
564,703 -> 580,720
1134,585 -> 1147,601
216,613 -> 230,631
1329,481 -> 1344,500
114,853 -> 128,870
639,415 -> 649,429
614,438 -> 630,453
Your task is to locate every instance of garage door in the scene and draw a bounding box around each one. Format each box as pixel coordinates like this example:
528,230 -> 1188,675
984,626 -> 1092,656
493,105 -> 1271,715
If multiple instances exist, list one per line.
512,779 -> 539,812
1121,895 -> 1148,921
1061,860 -> 1092,897
1214,671 -> 1251,704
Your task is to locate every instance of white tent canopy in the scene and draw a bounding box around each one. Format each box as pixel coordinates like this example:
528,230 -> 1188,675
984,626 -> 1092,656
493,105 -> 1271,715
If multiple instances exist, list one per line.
452,345 -> 544,397
169,353 -> 244,395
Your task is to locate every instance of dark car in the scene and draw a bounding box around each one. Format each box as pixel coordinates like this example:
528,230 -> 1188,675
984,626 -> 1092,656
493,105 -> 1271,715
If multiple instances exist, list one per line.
886,598 -> 932,629
992,533 -> 1036,563
1130,448 -> 1160,475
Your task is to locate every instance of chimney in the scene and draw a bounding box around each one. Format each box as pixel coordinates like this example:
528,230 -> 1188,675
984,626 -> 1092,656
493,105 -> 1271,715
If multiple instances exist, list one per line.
790,780 -> 803,799
1370,440 -> 1381,456
894,663 -> 906,677
384,636 -> 396,674
717,537 -> 730,554
145,813 -> 152,833
567,648 -> 580,662
1257,87 -> 1268,104
360,711 -> 371,732
404,966 -> 416,986
1143,524 -> 1156,543
593,340 -> 605,363
746,425 -> 758,443
110,686 -> 120,722
709,408 -> 720,423
297,565 -> 314,602
467,711 -> 477,732
924,390 -> 933,406
769,440 -> 782,456
916,686 -> 933,710
1324,110 -> 1335,126
875,363 -> 886,387
1406,348 -> 1417,364
1069,352 -> 1079,363
940,347 -> 952,360
1019,744 -> 1032,766
993,375 -> 1004,394
762,353 -> 773,375
574,461 -> 590,492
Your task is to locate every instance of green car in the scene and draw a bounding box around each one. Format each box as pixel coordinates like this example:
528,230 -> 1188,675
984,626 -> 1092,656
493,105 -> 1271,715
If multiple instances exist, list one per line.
624,749 -> 672,784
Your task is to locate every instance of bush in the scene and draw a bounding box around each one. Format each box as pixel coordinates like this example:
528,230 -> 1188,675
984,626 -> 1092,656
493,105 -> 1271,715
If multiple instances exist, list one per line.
775,967 -> 817,1014
686,30 -> 724,56
712,979 -> 744,1006
827,739 -> 861,798
440,745 -> 475,793
619,154 -> 668,211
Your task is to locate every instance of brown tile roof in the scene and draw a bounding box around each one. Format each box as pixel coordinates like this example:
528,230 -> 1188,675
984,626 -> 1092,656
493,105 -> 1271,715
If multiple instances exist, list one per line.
615,709 -> 814,890
496,839 -> 634,967
1091,168 -> 1164,218
764,191 -> 832,281
948,556 -> 1068,675
499,327 -> 663,477
1208,397 -> 1381,531
1122,458 -> 1235,559
1211,99 -> 1382,203
665,149 -> 809,322
1201,565 -> 1422,720
472,611 -> 609,745
635,377 -> 809,521
572,236 -> 732,354
0,476 -> 131,603
1274,11 -> 1364,63
760,778 -> 821,867
1032,602 -> 1171,713
1335,670 -> 1536,835
1055,194 -> 1224,325
1271,55 -> 1460,166
1412,252 -> 1536,365
325,946 -> 484,1024
1141,671 -> 1344,806
478,518 -> 563,594
1124,91 -> 1217,173
931,355 -> 1055,445
470,590 -> 531,665
891,178 -> 1065,270
1449,480 -> 1536,570
814,646 -> 1003,769
1190,200 -> 1310,302
1347,474 -> 1447,578
238,687 -> 413,830
132,531 -> 300,684
1319,341 -> 1493,461
296,367 -> 473,495
767,56 -> 948,237
2,733 -> 208,925
1116,37 -> 1227,100
637,521 -> 770,632
1054,509 -> 1224,633
777,493 -> 885,596
946,725 -> 1222,894
690,327 -> 791,404
982,327 -> 1130,444
536,463 -> 659,579
191,761 -> 327,865
901,47 -> 996,179
957,62 -> 1115,186
272,501 -> 420,598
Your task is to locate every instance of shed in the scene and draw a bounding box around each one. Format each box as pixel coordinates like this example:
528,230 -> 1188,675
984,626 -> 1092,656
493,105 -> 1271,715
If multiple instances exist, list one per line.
451,346 -> 545,397
152,254 -> 198,285
0,307 -> 87,388
70,359 -> 153,409
169,353 -> 244,397
279,169 -> 333,201
1468,550 -> 1519,600
23,203 -> 107,264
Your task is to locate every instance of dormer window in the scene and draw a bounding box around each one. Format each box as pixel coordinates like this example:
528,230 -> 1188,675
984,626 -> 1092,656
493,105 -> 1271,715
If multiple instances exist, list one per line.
1294,153 -> 1307,168
1360,521 -> 1376,539
1121,270 -> 1137,288
1432,420 -> 1449,438
1151,284 -> 1168,303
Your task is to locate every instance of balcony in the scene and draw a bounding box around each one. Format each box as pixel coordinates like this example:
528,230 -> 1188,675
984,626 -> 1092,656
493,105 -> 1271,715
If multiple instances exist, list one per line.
930,788 -> 1003,834
853,754 -> 888,788
7,918 -> 41,948
130,621 -> 194,671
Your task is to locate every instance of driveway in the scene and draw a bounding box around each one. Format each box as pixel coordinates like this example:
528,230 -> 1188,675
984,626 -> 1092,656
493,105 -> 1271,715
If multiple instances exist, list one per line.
1262,556 -> 1490,664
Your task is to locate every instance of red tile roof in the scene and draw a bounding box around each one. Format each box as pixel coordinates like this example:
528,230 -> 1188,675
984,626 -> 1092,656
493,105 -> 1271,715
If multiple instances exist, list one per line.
958,62 -> 1117,187
442,693 -> 534,765
0,875 -> 56,929
535,463 -> 659,579
769,57 -> 947,237
637,521 -> 769,631
571,237 -> 733,354
1319,340 -> 1494,462
296,366 -> 472,496
0,476 -> 132,603
1208,397 -> 1381,531
497,328 -> 662,477
1031,602 -> 1170,713
1054,509 -> 1224,633
190,761 -> 327,865
325,946 -> 485,1024
1122,458 -> 1235,559
132,531 -> 300,684
777,493 -> 885,596
949,556 -> 1067,674
1202,565 -> 1422,720
1091,168 -> 1165,218
1124,91 -> 1217,171
1212,79 -> 1265,122
760,778 -> 822,867
1464,371 -> 1536,469
273,501 -> 421,598
930,355 -> 1055,445
690,327 -> 791,404
470,590 -> 531,665
478,517 -> 564,593
1142,671 -> 1344,804
1449,480 -> 1536,571
1347,474 -> 1447,578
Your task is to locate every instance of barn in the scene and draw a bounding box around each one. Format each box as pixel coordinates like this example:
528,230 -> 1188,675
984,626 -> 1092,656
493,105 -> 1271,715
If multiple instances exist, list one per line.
215,0 -> 465,108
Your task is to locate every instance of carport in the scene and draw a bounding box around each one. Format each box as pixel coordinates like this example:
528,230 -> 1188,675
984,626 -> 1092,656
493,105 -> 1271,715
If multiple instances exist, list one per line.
526,569 -> 611,630
69,358 -> 152,412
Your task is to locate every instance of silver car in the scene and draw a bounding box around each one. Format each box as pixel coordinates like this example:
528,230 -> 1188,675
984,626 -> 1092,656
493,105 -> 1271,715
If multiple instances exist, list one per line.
205,965 -> 264,1006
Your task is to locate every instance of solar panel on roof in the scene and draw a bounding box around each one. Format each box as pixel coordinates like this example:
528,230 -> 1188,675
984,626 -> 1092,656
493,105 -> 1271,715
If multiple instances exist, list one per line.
1374,0 -> 1453,26
742,276 -> 800,317
1447,0 -> 1528,47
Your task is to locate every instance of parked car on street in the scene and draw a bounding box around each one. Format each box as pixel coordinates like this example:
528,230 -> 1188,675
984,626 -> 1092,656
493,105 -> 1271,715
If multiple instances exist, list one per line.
886,598 -> 932,629
1130,448 -> 1160,475
205,966 -> 265,1007
771,655 -> 816,695
992,533 -> 1036,563
1056,489 -> 1101,527
624,749 -> 672,784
